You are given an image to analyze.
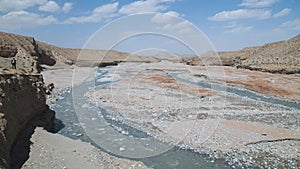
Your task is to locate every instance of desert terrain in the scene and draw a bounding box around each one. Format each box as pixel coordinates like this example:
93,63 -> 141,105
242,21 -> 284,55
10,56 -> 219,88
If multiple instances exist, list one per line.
0,32 -> 300,168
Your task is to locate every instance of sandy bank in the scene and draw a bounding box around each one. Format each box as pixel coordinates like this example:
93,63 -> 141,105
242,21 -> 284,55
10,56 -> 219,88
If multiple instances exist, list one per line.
24,63 -> 300,168
22,128 -> 147,169
16,66 -> 148,169
85,62 -> 300,168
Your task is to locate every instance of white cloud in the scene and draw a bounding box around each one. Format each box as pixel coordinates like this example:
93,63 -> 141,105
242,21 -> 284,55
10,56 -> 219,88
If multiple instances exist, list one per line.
64,0 -> 177,24
279,19 -> 300,31
0,10 -> 57,29
225,22 -> 253,33
38,1 -> 60,12
151,11 -> 180,23
65,2 -> 119,24
0,0 -> 46,12
118,0 -> 175,15
93,3 -> 119,14
239,0 -> 278,8
62,2 -> 73,13
273,8 -> 291,18
208,9 -> 272,21
158,20 -> 193,34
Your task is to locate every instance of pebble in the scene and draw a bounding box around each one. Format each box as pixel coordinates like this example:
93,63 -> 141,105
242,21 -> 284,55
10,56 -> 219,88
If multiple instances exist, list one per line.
51,66 -> 300,169
76,133 -> 83,137
119,147 -> 125,152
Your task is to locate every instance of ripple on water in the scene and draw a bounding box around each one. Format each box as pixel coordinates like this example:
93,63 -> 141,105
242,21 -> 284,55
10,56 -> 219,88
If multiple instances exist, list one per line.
51,77 -> 229,169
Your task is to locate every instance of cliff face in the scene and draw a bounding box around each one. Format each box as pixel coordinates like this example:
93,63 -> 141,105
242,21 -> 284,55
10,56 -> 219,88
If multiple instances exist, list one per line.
219,35 -> 300,73
236,37 -> 300,73
182,34 -> 300,74
0,32 -> 157,71
0,71 -> 47,168
0,32 -> 57,73
0,32 -> 86,71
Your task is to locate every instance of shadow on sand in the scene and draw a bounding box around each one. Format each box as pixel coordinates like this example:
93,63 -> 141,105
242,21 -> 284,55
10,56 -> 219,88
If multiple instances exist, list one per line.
10,108 -> 65,169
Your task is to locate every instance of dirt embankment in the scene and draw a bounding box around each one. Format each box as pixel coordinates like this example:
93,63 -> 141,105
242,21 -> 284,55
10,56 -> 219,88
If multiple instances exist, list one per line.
0,32 -> 56,72
2,31 -> 300,74
0,32 -> 158,72
0,32 -> 152,169
0,70 -> 52,169
182,34 -> 300,74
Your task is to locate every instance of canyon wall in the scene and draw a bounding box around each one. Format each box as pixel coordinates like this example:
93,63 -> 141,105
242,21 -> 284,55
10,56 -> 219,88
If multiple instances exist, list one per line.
0,70 -> 48,169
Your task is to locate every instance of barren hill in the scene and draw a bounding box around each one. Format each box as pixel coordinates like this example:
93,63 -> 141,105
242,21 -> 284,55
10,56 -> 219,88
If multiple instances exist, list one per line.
1,32 -> 300,74
0,32 -> 54,72
0,32 -> 157,72
232,35 -> 300,73
183,34 -> 300,74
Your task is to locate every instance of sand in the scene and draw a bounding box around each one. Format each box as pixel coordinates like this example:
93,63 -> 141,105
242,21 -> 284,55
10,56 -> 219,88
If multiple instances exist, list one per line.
22,128 -> 147,169
22,62 -> 300,168
85,62 -> 300,168
19,65 -> 148,169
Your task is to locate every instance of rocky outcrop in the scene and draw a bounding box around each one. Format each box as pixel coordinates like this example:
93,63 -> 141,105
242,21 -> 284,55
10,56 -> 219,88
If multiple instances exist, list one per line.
0,32 -> 158,72
236,36 -> 300,74
222,35 -> 300,73
0,44 -> 17,58
0,70 -> 49,169
182,34 -> 300,74
0,32 -> 56,72
2,31 -> 299,74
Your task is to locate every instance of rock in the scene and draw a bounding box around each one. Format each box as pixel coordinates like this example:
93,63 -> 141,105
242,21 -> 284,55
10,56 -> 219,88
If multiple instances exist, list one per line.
76,133 -> 83,137
196,113 -> 208,119
0,71 -> 48,169
0,32 -> 158,73
182,34 -> 300,74
194,74 -> 208,79
0,44 -> 17,58
0,32 -> 56,72
119,147 -> 125,152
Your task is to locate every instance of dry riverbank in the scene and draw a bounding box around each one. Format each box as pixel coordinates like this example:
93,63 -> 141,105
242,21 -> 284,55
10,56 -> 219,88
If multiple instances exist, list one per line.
19,65 -> 148,169
86,61 -> 300,168
5,62 -> 300,169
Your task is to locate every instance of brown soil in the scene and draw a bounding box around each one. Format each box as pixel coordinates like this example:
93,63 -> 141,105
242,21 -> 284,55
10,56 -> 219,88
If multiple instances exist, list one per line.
140,72 -> 215,97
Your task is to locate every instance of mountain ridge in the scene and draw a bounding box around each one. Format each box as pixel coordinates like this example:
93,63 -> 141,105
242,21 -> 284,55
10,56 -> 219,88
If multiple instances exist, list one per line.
0,32 -> 158,72
182,34 -> 300,74
1,31 -> 299,74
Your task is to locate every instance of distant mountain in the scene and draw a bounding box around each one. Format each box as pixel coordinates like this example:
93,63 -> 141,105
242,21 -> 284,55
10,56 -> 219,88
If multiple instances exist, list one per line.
234,34 -> 300,73
1,32 -> 299,74
183,34 -> 300,74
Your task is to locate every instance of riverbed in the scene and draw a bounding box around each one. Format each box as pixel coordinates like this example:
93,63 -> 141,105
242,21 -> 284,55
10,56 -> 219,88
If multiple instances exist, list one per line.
50,62 -> 300,168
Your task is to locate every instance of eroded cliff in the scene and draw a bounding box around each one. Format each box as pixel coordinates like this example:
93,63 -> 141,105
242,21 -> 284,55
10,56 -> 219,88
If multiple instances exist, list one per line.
182,34 -> 300,74
0,70 -> 48,169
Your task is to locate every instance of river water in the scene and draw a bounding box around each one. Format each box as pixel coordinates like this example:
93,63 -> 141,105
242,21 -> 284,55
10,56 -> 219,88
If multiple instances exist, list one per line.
50,69 -> 229,169
50,65 -> 299,168
169,72 -> 300,110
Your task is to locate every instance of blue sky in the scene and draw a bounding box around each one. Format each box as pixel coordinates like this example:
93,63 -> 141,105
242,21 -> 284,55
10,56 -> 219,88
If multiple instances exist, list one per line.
0,0 -> 299,54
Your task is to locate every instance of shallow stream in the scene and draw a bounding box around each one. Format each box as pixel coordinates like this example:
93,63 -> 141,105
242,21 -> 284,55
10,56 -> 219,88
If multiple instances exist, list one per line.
169,72 -> 300,110
51,69 -> 229,169
51,66 -> 300,168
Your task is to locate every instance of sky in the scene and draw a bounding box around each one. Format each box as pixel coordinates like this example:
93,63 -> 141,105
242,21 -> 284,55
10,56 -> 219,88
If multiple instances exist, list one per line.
0,0 -> 299,54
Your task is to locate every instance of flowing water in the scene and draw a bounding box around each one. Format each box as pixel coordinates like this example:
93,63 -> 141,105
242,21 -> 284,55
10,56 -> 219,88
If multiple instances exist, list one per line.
168,72 -> 300,110
51,69 -> 229,169
51,66 -> 300,168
